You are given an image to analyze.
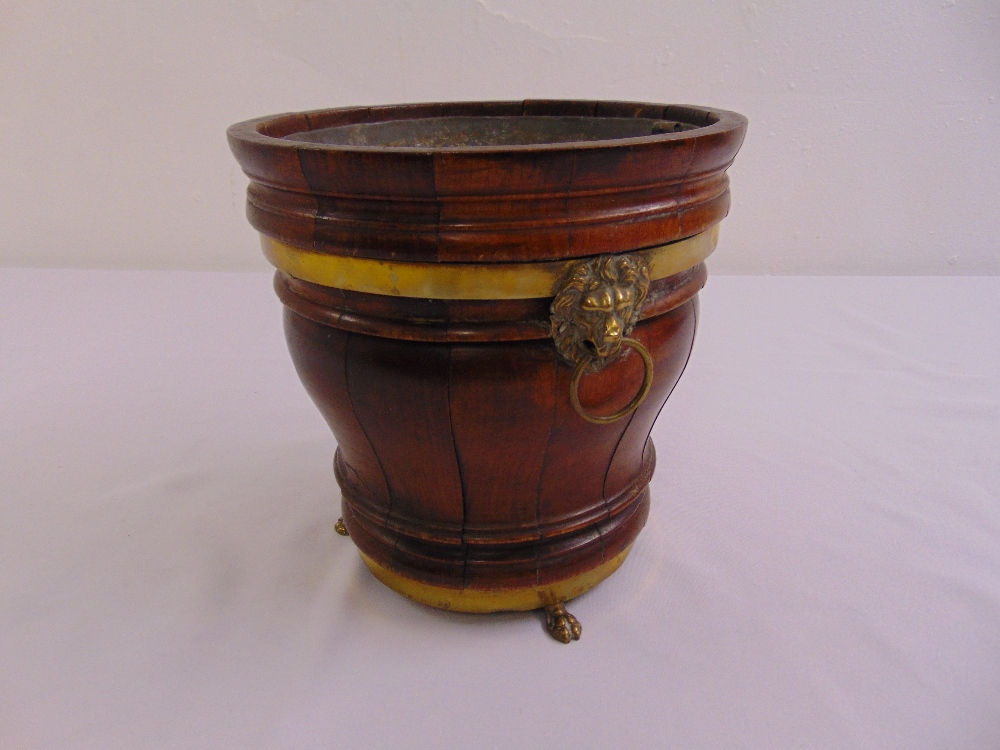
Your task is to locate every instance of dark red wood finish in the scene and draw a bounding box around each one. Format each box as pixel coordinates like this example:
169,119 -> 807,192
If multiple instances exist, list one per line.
229,101 -> 746,595
283,276 -> 699,590
229,100 -> 746,263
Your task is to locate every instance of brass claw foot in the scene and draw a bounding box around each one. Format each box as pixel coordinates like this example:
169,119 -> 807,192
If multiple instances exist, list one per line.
334,518 -> 349,536
544,603 -> 582,643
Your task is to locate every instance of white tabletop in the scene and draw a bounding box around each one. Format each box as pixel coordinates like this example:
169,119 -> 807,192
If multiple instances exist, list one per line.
2,270 -> 998,749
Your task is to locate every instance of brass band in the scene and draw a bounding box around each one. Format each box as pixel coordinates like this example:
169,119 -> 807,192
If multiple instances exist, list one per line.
359,545 -> 633,613
262,225 -> 718,300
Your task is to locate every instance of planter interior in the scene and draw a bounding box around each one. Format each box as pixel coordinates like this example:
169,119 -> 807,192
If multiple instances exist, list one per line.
285,114 -> 700,147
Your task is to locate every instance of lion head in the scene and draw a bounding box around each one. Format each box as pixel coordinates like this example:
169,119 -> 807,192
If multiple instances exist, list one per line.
550,254 -> 650,369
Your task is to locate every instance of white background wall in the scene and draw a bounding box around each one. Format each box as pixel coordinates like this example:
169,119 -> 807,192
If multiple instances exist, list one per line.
1,0 -> 997,274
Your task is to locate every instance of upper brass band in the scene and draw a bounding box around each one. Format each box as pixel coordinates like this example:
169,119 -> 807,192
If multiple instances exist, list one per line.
262,224 -> 718,300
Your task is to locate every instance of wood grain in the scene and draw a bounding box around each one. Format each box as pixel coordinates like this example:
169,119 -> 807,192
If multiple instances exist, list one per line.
228,100 -> 746,597
229,100 -> 747,263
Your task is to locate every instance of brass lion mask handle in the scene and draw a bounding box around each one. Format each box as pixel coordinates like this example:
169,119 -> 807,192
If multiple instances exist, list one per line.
550,253 -> 653,424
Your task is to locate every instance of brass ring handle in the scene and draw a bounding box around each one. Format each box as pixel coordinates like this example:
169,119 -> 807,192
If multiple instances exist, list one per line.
569,338 -> 654,425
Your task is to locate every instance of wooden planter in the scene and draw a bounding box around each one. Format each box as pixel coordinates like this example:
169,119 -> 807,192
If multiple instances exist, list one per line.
228,100 -> 746,642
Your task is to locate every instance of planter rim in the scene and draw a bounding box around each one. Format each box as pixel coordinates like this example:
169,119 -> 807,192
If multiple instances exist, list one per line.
227,99 -> 747,264
227,99 -> 747,156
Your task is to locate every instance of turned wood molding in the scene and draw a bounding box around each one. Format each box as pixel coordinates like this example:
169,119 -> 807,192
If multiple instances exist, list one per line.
228,100 -> 747,263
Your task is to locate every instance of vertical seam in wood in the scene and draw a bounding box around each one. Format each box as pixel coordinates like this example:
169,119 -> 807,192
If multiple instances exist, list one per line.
641,298 -> 700,468
344,331 -> 394,524
602,397 -> 639,513
676,139 -> 699,238
447,345 -> 470,587
682,136 -> 699,180
664,298 -> 699,420
297,148 -> 320,251
603,300 -> 699,502
533,344 -> 559,585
